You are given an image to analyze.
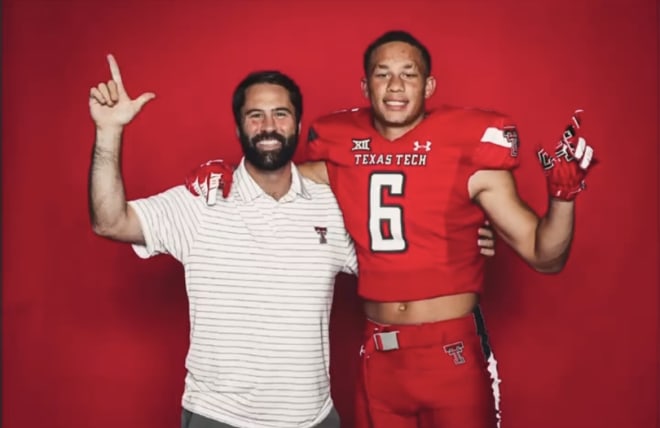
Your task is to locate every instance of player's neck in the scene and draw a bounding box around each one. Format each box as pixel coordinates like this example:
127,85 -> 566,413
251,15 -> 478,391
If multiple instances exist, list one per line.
374,114 -> 425,141
245,161 -> 293,201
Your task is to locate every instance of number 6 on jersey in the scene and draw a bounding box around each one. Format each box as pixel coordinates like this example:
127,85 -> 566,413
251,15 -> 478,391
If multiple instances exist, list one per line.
369,172 -> 407,252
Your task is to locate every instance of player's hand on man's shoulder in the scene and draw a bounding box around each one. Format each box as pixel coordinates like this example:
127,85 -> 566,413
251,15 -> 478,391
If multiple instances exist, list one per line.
185,159 -> 236,206
537,109 -> 596,201
89,54 -> 156,130
478,221 -> 496,257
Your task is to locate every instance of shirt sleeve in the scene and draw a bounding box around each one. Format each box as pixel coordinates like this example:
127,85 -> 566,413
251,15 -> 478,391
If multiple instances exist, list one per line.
471,115 -> 520,170
128,185 -> 201,262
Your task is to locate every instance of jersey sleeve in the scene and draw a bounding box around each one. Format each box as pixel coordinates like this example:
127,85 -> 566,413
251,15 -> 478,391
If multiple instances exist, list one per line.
305,124 -> 331,162
128,185 -> 201,262
471,115 -> 520,170
306,119 -> 348,165
305,111 -> 359,166
305,118 -> 349,204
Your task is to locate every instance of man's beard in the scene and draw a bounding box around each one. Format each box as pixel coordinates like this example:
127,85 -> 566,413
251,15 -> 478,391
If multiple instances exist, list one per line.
239,130 -> 299,171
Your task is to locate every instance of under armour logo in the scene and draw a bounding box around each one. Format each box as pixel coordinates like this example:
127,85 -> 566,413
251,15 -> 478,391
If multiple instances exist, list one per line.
413,140 -> 432,152
314,226 -> 328,244
352,138 -> 371,151
443,342 -> 466,365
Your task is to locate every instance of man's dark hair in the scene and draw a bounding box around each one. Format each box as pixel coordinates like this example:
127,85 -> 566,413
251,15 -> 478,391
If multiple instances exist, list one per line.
232,70 -> 303,128
363,30 -> 432,77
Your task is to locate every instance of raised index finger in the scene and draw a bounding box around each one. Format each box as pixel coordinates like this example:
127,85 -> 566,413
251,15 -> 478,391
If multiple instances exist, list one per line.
106,54 -> 123,86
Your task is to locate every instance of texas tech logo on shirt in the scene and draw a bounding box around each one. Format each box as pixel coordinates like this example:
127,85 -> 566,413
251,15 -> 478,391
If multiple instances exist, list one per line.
503,126 -> 519,157
314,226 -> 328,244
352,138 -> 431,167
481,125 -> 520,158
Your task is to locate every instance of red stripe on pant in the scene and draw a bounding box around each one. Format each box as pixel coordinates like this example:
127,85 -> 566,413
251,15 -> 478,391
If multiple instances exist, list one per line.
354,314 -> 499,428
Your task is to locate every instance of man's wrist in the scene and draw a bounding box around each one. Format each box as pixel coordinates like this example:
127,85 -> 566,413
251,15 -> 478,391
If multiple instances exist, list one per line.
95,124 -> 124,137
549,197 -> 576,204
94,125 -> 124,149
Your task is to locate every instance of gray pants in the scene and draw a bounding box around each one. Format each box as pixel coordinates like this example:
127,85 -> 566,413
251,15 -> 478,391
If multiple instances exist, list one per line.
181,407 -> 340,428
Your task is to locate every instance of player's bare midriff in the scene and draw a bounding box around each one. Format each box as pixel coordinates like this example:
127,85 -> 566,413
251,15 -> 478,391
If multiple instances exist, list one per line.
363,292 -> 478,325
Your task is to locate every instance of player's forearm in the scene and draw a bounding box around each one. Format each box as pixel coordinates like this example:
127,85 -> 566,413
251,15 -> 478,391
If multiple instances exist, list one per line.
88,126 -> 131,239
532,199 -> 575,273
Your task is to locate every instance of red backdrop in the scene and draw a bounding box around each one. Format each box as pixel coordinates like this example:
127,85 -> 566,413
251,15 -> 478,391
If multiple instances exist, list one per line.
2,1 -> 658,427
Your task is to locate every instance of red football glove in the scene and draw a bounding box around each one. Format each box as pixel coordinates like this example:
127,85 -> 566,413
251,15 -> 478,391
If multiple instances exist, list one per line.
184,159 -> 235,205
537,110 -> 595,201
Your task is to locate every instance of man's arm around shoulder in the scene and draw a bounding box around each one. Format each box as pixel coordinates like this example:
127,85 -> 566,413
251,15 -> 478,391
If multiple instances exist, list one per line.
297,161 -> 330,185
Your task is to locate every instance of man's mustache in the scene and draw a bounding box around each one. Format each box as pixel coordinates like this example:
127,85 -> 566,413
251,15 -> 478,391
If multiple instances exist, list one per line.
250,131 -> 287,145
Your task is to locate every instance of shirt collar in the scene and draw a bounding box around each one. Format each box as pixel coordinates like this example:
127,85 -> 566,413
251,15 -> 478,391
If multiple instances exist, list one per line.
233,158 -> 312,202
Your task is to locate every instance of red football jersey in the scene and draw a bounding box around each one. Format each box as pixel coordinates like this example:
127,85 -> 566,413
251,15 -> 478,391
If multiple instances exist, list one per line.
307,106 -> 520,302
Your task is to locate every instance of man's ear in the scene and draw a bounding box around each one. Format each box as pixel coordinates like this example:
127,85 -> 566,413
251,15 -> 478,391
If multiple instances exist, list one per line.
361,78 -> 369,99
424,76 -> 437,99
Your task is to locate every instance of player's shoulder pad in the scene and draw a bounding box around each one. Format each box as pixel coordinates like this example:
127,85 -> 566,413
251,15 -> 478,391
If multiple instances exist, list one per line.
308,107 -> 370,143
425,105 -> 511,127
467,107 -> 519,157
451,105 -> 510,123
432,105 -> 519,157
312,107 -> 368,127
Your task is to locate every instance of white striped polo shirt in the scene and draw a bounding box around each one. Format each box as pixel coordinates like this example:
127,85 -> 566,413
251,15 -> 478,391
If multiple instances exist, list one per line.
129,158 -> 357,428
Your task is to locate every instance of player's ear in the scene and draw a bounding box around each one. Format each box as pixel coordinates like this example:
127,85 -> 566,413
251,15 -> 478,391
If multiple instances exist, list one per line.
235,127 -> 240,138
361,78 -> 369,99
424,76 -> 436,99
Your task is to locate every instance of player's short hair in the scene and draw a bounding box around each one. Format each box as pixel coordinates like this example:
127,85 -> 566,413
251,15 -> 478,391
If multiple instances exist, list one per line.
232,70 -> 303,128
363,30 -> 432,77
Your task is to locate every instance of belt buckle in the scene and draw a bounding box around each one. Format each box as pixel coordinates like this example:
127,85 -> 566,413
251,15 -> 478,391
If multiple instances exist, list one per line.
373,331 -> 400,351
